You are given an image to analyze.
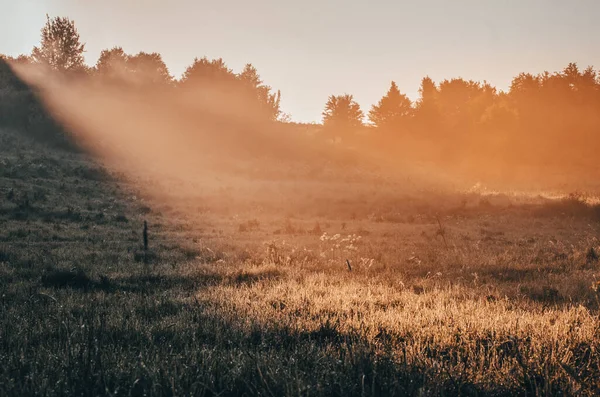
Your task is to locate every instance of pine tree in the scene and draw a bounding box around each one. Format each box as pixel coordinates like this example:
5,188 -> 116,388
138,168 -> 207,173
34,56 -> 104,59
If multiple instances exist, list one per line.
368,81 -> 412,131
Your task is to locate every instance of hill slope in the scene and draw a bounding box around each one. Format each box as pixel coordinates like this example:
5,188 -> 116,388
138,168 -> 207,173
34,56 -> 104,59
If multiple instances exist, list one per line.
2,122 -> 600,396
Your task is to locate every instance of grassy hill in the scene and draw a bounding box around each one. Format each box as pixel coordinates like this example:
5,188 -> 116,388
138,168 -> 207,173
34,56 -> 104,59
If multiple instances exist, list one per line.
2,117 -> 600,396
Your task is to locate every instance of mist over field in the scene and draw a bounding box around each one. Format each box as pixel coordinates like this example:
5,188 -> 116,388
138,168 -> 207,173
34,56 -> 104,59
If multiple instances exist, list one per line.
2,8 -> 600,397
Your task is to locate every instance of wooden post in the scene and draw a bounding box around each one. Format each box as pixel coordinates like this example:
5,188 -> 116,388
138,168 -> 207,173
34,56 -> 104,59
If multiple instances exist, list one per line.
144,221 -> 148,262
143,221 -> 148,251
143,221 -> 148,264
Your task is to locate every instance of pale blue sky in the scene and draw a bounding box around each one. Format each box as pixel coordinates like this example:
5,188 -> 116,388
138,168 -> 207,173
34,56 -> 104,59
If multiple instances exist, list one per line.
1,0 -> 598,122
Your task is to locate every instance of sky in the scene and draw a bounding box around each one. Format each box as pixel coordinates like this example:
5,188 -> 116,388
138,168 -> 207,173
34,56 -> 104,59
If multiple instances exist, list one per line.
1,0 -> 599,122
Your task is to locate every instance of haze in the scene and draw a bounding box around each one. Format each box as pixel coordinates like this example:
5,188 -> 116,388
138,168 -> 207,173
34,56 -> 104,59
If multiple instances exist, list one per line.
2,0 -> 599,122
4,3 -> 600,395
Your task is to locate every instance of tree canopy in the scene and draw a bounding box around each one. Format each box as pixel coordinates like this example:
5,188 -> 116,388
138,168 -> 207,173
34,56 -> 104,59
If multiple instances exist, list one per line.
32,15 -> 85,72
368,81 -> 412,131
3,14 -> 600,167
322,94 -> 364,138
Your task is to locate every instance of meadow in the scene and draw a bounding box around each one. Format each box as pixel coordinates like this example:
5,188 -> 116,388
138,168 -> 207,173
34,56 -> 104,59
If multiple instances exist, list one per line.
2,123 -> 600,396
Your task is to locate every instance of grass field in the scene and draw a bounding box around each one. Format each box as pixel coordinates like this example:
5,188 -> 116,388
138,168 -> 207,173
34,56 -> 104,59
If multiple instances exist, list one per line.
2,125 -> 600,396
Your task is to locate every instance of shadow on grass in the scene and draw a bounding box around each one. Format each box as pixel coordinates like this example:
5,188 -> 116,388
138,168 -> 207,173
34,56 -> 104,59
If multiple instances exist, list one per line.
39,267 -> 283,294
41,268 -> 96,290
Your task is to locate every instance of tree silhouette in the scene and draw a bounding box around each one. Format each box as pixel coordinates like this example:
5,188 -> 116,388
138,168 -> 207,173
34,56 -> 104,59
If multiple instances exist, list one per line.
435,78 -> 494,135
180,57 -> 236,88
96,47 -> 128,77
417,76 -> 437,107
368,81 -> 412,131
126,52 -> 172,86
238,64 -> 281,121
238,64 -> 262,87
32,15 -> 85,72
414,77 -> 441,135
180,59 -> 280,121
9,13 -> 600,170
322,94 -> 364,138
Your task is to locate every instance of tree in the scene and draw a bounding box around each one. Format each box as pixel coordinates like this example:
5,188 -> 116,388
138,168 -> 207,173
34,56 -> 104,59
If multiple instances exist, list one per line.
32,15 -> 85,72
1,54 -> 32,66
180,57 -> 236,88
478,99 -> 518,135
417,76 -> 438,108
95,49 -> 171,86
237,63 -> 281,121
322,94 -> 364,138
180,59 -> 281,121
368,81 -> 413,131
126,52 -> 172,86
414,76 -> 442,136
467,81 -> 497,123
96,47 -> 128,77
238,63 -> 262,88
436,78 -> 486,131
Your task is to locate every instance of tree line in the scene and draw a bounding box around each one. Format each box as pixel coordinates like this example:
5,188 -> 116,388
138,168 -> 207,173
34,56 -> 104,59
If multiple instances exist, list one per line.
2,15 -> 600,169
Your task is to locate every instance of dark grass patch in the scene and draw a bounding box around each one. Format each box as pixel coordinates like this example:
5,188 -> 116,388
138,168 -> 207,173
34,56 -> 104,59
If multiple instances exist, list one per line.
520,285 -> 565,305
0,249 -> 11,262
133,249 -> 158,264
586,247 -> 599,263
41,268 -> 94,290
109,272 -> 223,294
136,300 -> 182,321
480,263 -> 569,283
74,165 -> 112,182
114,214 -> 129,223
229,269 -> 282,286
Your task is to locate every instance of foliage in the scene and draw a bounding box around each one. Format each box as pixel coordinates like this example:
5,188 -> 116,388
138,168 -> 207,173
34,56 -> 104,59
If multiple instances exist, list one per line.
180,56 -> 235,87
180,58 -> 281,121
96,48 -> 172,86
322,94 -> 364,138
31,15 -> 85,72
238,63 -> 281,121
126,52 -> 172,86
5,14 -> 600,168
368,81 -> 412,132
96,46 -> 128,75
